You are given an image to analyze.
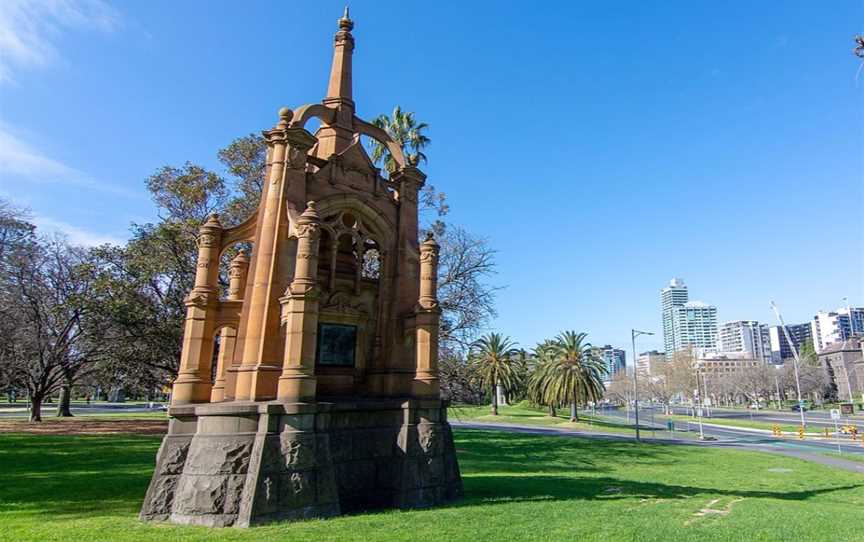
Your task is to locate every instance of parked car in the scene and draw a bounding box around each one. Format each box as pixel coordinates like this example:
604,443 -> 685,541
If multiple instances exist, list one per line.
791,403 -> 808,412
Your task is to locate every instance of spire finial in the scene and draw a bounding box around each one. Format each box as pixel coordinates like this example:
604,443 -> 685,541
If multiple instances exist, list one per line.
338,6 -> 353,32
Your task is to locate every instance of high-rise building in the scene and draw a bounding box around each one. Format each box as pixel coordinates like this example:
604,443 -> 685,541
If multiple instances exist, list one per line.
768,323 -> 812,362
661,279 -> 718,357
661,278 -> 689,355
811,307 -> 864,353
595,345 -> 626,381
636,350 -> 666,376
718,320 -> 772,363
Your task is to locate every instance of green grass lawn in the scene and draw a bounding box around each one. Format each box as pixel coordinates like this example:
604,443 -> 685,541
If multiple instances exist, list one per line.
2,428 -> 864,541
449,402 -> 649,435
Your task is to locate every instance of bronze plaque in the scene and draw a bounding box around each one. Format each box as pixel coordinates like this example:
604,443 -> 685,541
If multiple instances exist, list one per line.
316,323 -> 357,366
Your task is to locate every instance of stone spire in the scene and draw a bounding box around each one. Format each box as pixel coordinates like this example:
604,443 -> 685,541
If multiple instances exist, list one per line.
317,7 -> 356,157
326,7 -> 354,105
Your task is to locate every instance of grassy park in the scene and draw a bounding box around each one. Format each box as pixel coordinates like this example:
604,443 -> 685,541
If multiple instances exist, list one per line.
2,420 -> 864,542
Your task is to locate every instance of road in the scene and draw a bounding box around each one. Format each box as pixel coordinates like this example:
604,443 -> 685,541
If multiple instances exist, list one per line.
674,406 -> 863,430
599,406 -> 864,464
0,403 -> 165,418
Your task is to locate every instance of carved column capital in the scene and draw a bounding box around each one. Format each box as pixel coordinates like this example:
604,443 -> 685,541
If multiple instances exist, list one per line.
418,232 -> 441,312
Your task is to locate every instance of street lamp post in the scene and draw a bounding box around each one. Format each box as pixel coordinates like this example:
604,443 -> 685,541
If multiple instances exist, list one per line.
631,329 -> 654,442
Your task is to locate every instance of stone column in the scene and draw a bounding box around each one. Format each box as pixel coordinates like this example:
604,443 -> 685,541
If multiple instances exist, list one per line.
172,215 -> 223,404
234,108 -> 315,401
277,202 -> 322,402
210,251 -> 249,402
412,233 -> 441,398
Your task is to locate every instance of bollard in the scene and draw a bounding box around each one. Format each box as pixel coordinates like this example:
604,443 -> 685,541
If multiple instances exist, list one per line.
798,426 -> 805,440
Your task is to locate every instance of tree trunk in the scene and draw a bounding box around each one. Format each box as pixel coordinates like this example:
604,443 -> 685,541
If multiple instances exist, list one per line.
56,384 -> 73,417
491,377 -> 499,416
570,401 -> 578,422
29,394 -> 43,423
548,404 -> 557,417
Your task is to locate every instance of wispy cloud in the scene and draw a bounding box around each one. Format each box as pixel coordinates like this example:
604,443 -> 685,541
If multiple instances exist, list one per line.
0,124 -> 78,178
0,124 -> 140,197
33,215 -> 125,247
0,0 -> 120,83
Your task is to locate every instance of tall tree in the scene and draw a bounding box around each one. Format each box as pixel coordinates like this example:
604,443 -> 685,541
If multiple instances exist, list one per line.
0,234 -> 108,421
470,333 -> 520,415
529,331 -> 606,422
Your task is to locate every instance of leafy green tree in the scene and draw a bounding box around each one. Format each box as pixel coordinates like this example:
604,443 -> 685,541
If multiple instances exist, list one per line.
470,333 -> 520,415
528,331 -> 606,422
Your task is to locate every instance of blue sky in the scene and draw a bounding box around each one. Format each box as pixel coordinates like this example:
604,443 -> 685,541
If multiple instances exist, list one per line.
1,1 -> 862,355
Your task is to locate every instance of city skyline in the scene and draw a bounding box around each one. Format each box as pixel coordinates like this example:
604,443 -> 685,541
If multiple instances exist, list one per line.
1,1 -> 861,354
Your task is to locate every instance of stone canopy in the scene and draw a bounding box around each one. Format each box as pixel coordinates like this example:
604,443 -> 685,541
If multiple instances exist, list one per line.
140,9 -> 462,527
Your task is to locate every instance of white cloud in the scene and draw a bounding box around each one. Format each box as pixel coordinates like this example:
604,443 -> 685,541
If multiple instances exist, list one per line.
32,215 -> 125,247
0,124 -> 140,197
0,0 -> 120,83
0,124 -> 79,178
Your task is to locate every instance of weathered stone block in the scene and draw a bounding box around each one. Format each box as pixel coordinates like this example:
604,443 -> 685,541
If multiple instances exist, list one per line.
223,474 -> 246,515
173,475 -> 227,515
402,459 -> 421,489
279,414 -> 315,432
420,456 -> 444,487
279,470 -> 316,508
417,423 -> 441,456
280,432 -> 317,470
316,466 -> 339,504
375,459 -> 400,490
140,474 -> 179,519
252,473 -> 280,515
330,432 -> 353,462
184,437 -> 253,475
337,460 -> 375,495
157,439 -> 190,475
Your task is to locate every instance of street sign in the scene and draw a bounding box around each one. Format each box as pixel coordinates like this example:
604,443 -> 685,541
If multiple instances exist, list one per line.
831,409 -> 841,421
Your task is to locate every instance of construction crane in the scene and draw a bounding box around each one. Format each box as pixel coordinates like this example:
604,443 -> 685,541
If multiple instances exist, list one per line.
770,301 -> 807,428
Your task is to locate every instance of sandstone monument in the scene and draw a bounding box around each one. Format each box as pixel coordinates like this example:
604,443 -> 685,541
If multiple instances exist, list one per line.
140,10 -> 462,527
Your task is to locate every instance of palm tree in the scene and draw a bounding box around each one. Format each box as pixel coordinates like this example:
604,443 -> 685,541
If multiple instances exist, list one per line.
470,333 -> 520,415
527,340 -> 559,417
369,106 -> 430,174
528,331 -> 607,422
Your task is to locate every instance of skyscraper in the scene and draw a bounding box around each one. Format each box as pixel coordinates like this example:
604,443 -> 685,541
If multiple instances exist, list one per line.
718,320 -> 772,363
594,345 -> 626,382
661,278 -> 718,357
661,278 -> 689,354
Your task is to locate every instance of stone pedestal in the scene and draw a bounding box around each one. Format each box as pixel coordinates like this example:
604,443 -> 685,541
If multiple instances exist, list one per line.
140,399 -> 462,527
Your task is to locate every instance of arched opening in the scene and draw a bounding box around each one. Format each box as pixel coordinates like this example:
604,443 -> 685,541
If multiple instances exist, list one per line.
312,206 -> 388,396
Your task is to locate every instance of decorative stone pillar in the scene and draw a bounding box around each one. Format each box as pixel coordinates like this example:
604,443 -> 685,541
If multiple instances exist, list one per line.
394,164 -> 426,312
278,202 -> 322,401
412,233 -> 441,398
172,214 -> 223,404
210,251 -> 250,402
234,108 -> 311,401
